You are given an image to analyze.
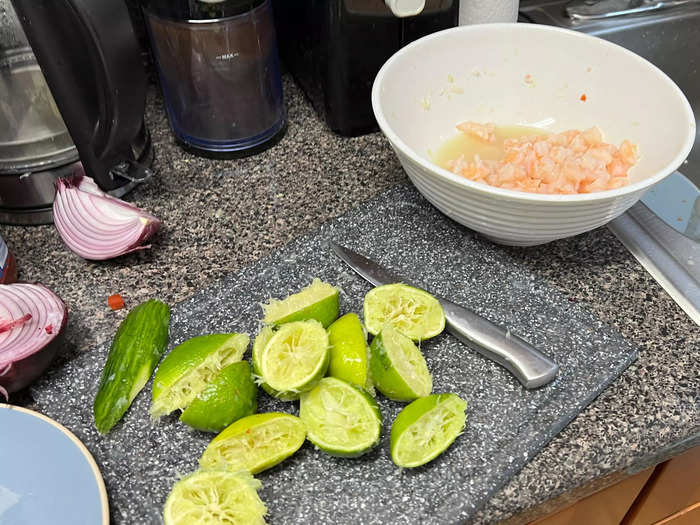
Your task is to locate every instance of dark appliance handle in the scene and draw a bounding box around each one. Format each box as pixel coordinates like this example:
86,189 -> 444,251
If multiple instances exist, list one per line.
64,1 -> 117,159
11,0 -> 150,191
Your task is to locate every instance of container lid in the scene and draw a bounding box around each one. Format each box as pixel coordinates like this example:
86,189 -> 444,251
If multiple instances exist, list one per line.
385,0 -> 426,17
142,0 -> 266,21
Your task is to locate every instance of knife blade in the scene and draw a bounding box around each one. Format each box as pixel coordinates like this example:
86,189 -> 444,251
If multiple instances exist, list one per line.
329,241 -> 559,389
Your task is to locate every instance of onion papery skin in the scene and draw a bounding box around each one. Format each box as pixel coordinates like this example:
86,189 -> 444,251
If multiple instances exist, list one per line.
0,283 -> 68,395
53,175 -> 161,261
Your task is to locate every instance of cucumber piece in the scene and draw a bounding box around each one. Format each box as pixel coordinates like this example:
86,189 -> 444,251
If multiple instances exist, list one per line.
93,299 -> 170,434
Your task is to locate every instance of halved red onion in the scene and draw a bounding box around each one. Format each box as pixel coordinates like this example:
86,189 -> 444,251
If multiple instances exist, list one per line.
0,283 -> 68,399
53,175 -> 161,261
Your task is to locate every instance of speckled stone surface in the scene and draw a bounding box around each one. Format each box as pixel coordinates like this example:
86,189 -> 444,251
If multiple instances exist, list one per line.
3,76 -> 698,524
26,184 -> 640,524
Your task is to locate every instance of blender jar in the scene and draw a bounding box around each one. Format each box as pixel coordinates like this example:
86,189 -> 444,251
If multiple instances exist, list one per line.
143,0 -> 286,156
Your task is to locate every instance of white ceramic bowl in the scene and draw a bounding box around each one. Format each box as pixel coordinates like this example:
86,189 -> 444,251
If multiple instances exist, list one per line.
372,23 -> 695,246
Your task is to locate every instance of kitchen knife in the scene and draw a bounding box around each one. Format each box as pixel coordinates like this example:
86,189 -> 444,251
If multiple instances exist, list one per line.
329,241 -> 559,389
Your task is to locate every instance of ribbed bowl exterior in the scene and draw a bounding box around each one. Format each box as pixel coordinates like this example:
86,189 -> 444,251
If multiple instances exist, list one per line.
394,148 -> 643,246
372,25 -> 695,247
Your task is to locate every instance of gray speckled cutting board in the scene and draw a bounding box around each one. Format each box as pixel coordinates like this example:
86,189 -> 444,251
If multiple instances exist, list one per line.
31,184 -> 638,524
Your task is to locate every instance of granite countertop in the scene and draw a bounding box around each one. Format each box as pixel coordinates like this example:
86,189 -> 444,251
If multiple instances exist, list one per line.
4,77 -> 699,524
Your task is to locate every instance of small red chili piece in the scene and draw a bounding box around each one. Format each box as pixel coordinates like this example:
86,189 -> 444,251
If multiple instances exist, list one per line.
580,94 -> 587,102
108,294 -> 125,311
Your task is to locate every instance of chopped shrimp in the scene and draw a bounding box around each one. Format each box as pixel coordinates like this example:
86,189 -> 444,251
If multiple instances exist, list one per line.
457,121 -> 496,143
447,125 -> 638,194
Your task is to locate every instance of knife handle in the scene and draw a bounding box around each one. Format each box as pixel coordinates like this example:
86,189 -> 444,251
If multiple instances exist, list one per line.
439,298 -> 559,389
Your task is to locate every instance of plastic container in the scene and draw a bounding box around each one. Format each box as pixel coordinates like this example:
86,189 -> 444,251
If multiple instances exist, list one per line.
143,0 -> 286,156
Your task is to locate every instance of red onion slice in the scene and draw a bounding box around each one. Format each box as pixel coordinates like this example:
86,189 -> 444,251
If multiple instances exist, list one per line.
53,175 -> 161,261
0,283 -> 68,397
0,313 -> 31,333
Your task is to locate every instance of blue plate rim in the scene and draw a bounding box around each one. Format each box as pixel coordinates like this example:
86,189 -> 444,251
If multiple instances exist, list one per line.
0,403 -> 110,525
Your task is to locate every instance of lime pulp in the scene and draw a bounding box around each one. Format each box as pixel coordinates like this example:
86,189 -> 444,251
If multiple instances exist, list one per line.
364,283 -> 445,341
162,469 -> 266,525
200,412 -> 307,474
253,320 -> 330,400
299,377 -> 381,457
390,393 -> 467,468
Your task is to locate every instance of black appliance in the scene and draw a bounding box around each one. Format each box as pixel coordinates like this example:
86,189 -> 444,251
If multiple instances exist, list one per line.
0,0 -> 153,224
272,0 -> 459,136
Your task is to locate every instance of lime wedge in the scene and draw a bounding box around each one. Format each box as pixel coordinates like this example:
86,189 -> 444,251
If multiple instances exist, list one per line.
369,324 -> 432,401
251,325 -> 274,388
252,320 -> 330,400
251,325 -> 293,400
262,278 -> 339,328
163,469 -> 266,525
327,313 -> 373,393
200,412 -> 306,474
151,333 -> 249,419
179,361 -> 257,433
299,377 -> 381,457
364,283 -> 445,341
390,393 -> 467,468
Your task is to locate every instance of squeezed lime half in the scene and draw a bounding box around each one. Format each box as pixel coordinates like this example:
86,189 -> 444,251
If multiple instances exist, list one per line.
151,333 -> 249,419
299,377 -> 381,457
251,326 -> 286,400
179,361 -> 257,433
327,312 -> 373,393
200,412 -> 307,474
163,469 -> 266,525
370,324 -> 432,401
262,278 -> 339,328
390,393 -> 467,468
252,320 -> 330,400
364,283 -> 445,341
